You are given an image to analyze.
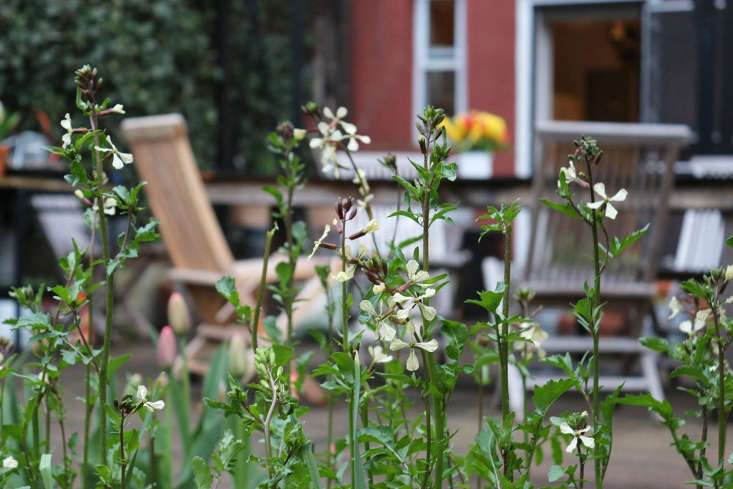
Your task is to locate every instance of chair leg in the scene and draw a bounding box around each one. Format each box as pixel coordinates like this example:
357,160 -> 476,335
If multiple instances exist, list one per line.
640,350 -> 664,402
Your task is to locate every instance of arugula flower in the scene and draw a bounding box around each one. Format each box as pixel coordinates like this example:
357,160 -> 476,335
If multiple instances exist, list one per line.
95,135 -> 133,170
60,113 -> 74,149
586,182 -> 627,220
136,385 -> 165,412
389,323 -> 438,372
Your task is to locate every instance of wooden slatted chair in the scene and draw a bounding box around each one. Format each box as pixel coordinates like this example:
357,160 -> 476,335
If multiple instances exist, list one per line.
511,120 -> 693,416
121,114 -> 332,374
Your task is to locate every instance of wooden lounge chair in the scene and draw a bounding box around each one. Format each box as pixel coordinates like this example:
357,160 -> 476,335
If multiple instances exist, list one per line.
121,114 -> 332,374
512,120 -> 693,417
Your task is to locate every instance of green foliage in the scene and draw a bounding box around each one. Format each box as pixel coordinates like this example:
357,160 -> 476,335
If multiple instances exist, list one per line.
0,0 -> 303,173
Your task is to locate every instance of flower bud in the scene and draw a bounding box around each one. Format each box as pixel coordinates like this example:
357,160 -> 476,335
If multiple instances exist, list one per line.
293,128 -> 307,141
228,333 -> 254,382
167,292 -> 191,336
154,371 -> 169,390
419,136 -> 427,154
157,326 -> 177,368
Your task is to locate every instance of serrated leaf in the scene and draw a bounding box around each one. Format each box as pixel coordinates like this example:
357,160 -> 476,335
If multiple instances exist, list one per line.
540,199 -> 583,221
532,378 -> 574,412
192,456 -> 214,489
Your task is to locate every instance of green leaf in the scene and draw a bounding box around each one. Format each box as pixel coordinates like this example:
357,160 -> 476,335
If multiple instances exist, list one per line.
532,378 -> 574,413
548,464 -> 565,482
465,289 -> 504,314
640,336 -> 670,354
540,199 -> 583,221
300,442 -> 324,489
726,236 -> 733,248
263,316 -> 282,343
215,276 -> 240,308
610,224 -> 649,259
192,456 -> 214,489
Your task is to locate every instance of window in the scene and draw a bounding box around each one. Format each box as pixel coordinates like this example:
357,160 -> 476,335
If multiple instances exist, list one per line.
413,0 -> 466,138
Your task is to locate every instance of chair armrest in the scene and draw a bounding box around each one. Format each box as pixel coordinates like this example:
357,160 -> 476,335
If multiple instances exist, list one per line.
168,268 -> 223,286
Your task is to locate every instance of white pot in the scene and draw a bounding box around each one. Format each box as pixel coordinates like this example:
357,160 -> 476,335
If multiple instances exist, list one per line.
456,151 -> 493,179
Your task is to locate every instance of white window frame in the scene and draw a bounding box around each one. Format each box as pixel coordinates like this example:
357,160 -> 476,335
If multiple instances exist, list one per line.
515,0 -> 647,178
412,0 -> 468,144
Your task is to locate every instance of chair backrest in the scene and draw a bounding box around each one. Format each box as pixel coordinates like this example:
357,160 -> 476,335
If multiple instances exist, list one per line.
121,114 -> 233,272
524,121 -> 693,292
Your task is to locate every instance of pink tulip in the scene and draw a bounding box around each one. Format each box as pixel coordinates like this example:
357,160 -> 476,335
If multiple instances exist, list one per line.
157,326 -> 177,368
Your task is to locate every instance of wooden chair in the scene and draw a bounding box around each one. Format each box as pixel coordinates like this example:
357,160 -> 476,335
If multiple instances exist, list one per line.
121,114 -> 331,374
512,120 -> 693,417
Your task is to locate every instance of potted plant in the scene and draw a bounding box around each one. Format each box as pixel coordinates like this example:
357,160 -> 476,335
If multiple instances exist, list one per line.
441,110 -> 507,179
0,101 -> 20,177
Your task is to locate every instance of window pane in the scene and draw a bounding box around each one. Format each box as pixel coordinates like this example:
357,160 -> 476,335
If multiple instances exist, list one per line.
430,0 -> 454,47
426,70 -> 455,114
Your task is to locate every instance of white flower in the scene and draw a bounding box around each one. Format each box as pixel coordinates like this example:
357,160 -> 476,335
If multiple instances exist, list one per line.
308,224 -> 330,259
389,334 -> 439,372
95,135 -> 133,170
668,296 -> 683,320
406,259 -> 430,284
368,345 -> 392,365
360,299 -> 396,342
136,384 -> 165,412
515,322 -> 548,359
60,113 -> 73,149
2,456 -> 18,469
373,282 -> 385,294
293,128 -> 307,141
344,126 -> 371,152
561,421 -> 594,453
108,104 -> 126,114
679,308 -> 711,336
323,106 -> 356,134
332,265 -> 355,283
725,265 -> 733,283
310,121 -> 345,176
558,160 -> 578,186
363,219 -> 380,235
93,196 -> 117,216
586,183 -> 627,220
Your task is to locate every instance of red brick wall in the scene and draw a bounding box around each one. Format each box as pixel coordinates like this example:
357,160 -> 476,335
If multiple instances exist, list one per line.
467,0 -> 516,176
350,1 -> 415,152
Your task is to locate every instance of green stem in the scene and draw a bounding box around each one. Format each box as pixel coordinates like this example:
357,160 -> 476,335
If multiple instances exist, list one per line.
584,158 -> 602,489
325,288 -> 335,489
284,181 -> 295,386
713,310 -> 726,466
119,415 -> 126,489
421,351 -> 434,489
360,389 -> 374,488
500,223 -> 513,481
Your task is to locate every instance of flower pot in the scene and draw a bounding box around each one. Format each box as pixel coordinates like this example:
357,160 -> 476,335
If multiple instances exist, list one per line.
456,151 -> 493,180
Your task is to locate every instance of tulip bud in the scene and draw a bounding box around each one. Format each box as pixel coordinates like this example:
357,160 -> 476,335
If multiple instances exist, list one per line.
157,326 -> 177,368
167,292 -> 191,336
228,333 -> 254,382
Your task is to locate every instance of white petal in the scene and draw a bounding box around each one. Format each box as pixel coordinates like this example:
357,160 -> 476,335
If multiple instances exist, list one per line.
341,121 -> 357,134
60,113 -> 72,131
586,201 -> 604,210
679,320 -> 692,335
378,323 -> 396,342
336,106 -> 348,118
605,203 -> 618,220
415,338 -> 438,352
580,435 -> 594,449
347,138 -> 359,152
389,338 -> 409,351
109,104 -> 126,114
144,400 -> 165,411
668,296 -> 682,320
137,385 -> 148,401
357,135 -> 371,144
406,349 -> 420,371
360,300 -> 377,316
309,137 -> 323,149
62,133 -> 72,149
119,152 -> 134,164
593,182 -> 607,199
112,153 -> 124,170
323,107 -> 335,119
694,309 -> 711,331
560,422 -> 574,435
317,121 -> 330,135
419,303 -> 437,321
566,437 -> 578,453
609,188 -> 628,202
406,260 -> 420,279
